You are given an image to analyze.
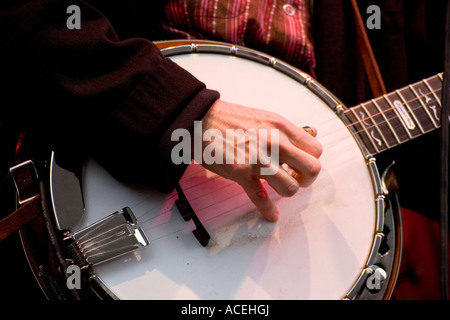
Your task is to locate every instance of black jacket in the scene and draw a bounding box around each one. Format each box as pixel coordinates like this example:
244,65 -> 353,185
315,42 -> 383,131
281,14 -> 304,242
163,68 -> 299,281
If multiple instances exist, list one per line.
0,0 -> 219,192
0,0 -> 447,218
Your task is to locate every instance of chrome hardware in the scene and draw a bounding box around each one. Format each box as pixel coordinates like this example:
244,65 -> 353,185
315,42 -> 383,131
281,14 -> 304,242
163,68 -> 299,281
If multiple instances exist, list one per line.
381,162 -> 399,198
335,104 -> 344,114
65,207 -> 149,267
50,152 -> 85,230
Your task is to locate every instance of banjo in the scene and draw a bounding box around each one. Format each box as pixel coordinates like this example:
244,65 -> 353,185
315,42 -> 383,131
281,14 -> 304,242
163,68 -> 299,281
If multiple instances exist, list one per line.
17,40 -> 443,300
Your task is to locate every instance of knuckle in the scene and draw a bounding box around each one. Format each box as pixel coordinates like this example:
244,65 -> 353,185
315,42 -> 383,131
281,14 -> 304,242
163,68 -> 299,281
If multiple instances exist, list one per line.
311,141 -> 323,158
232,163 -> 258,181
284,180 -> 300,197
268,113 -> 288,130
308,158 -> 322,178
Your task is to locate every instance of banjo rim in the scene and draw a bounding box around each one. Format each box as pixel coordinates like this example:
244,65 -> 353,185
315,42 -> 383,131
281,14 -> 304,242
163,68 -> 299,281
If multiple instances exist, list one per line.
19,40 -> 402,300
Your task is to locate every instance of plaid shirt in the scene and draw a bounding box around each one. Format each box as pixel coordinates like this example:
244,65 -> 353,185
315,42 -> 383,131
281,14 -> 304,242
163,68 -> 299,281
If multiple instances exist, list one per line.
162,0 -> 316,76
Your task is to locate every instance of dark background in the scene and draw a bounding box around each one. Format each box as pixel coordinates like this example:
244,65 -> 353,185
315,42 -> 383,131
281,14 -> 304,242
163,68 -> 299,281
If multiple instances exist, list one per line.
0,0 -> 448,301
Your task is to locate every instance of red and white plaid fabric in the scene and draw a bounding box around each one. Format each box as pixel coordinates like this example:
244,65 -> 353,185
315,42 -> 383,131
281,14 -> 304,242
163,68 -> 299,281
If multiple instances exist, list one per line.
162,0 -> 316,76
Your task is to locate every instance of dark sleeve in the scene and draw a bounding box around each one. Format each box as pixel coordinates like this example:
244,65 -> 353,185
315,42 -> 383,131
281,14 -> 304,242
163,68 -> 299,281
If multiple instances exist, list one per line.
0,0 -> 219,192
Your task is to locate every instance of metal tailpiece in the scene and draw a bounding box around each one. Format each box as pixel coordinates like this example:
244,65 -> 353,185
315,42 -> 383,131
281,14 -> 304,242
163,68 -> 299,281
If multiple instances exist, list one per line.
66,207 -> 149,267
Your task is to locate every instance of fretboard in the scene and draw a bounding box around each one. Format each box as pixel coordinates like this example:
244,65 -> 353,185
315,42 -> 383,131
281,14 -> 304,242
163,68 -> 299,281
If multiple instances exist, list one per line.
344,73 -> 444,156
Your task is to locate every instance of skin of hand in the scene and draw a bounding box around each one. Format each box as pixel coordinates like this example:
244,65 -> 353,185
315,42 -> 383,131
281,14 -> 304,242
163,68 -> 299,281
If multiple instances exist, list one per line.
198,99 -> 323,222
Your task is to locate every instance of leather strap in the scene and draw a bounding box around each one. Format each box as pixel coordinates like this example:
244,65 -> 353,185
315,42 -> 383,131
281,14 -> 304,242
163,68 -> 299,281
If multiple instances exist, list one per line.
0,142 -> 43,242
351,0 -> 387,97
0,194 -> 41,242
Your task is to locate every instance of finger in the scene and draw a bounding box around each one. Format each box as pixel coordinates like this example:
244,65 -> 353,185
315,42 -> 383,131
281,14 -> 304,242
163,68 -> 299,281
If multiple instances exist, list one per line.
262,163 -> 300,197
282,125 -> 322,158
240,178 -> 279,222
279,147 -> 322,187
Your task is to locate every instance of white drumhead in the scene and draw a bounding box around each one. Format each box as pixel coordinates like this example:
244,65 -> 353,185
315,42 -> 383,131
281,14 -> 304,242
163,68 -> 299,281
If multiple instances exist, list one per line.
75,48 -> 377,299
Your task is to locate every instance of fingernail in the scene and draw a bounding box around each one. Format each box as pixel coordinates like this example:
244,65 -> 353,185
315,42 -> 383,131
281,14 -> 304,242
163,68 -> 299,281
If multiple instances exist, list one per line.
266,209 -> 280,222
287,179 -> 300,195
303,126 -> 316,137
273,209 -> 280,221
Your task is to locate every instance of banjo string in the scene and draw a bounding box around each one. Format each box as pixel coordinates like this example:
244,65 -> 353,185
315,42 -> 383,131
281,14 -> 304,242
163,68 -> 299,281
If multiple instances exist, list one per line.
85,86 -> 444,249
131,86 -> 442,221
116,141 -> 358,247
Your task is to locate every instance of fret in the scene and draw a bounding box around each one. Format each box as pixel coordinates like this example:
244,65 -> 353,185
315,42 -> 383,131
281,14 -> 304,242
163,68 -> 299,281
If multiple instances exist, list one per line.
362,100 -> 397,149
350,105 -> 382,153
410,78 -> 441,125
423,76 -> 443,108
384,92 -> 422,139
371,99 -> 401,145
372,99 -> 401,144
360,103 -> 390,151
395,89 -> 425,134
375,95 -> 410,144
345,73 -> 444,156
405,84 -> 438,130
344,106 -> 379,155
427,74 -> 450,125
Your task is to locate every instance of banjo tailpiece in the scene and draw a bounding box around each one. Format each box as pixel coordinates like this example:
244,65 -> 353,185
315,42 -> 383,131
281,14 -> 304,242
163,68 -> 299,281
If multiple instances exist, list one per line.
63,207 -> 149,268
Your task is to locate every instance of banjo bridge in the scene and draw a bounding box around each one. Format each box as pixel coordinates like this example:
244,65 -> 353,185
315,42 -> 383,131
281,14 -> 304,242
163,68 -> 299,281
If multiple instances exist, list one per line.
175,183 -> 211,247
64,207 -> 149,268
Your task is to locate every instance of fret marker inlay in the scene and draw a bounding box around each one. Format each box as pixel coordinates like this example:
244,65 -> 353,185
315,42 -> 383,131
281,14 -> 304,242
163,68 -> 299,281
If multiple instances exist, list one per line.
393,99 -> 416,130
343,73 -> 443,156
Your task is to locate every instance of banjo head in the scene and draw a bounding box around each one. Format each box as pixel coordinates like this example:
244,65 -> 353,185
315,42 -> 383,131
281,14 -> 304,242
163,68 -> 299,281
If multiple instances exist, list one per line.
21,41 -> 401,300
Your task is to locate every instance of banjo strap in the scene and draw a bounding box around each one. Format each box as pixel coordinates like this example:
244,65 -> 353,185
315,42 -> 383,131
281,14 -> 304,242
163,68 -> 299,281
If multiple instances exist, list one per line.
0,160 -> 42,242
350,0 -> 387,97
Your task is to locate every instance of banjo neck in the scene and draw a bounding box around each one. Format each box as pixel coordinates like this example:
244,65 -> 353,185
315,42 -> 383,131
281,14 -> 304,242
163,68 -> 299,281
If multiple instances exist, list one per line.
344,73 -> 445,156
